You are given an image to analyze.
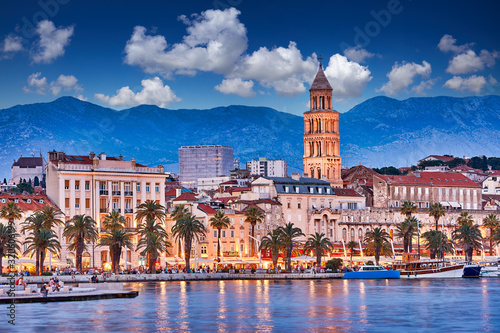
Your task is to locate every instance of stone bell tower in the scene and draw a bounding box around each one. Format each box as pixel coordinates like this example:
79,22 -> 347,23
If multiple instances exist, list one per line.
303,64 -> 342,187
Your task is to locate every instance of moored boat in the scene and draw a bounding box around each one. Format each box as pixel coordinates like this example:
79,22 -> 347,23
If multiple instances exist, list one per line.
479,260 -> 499,277
343,265 -> 400,279
393,253 -> 470,279
462,264 -> 482,278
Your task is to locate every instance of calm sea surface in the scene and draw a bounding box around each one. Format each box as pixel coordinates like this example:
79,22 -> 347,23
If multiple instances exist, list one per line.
8,278 -> 500,332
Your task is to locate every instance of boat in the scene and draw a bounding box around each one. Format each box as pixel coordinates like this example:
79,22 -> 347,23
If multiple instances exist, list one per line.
393,253 -> 480,279
343,265 -> 400,279
479,260 -> 499,277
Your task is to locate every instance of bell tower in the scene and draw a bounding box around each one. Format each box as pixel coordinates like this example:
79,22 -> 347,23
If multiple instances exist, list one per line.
303,64 -> 342,187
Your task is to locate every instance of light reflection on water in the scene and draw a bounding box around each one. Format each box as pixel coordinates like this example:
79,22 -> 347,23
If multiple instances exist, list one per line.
8,279 -> 500,332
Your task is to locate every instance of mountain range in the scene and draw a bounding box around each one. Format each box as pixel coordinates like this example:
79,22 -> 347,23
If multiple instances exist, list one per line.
1,95 -> 500,179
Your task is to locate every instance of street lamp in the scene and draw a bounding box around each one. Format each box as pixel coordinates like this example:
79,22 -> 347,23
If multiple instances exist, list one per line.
248,235 -> 261,269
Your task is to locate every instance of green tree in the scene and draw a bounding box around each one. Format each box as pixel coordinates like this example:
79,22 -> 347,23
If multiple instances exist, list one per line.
372,166 -> 401,175
422,230 -> 454,259
278,222 -> 304,271
0,201 -> 23,226
457,212 -> 474,227
467,155 -> 488,171
429,202 -> 446,231
453,223 -> 482,262
13,182 -> 34,194
244,206 -> 265,256
303,232 -> 333,267
23,229 -> 61,274
103,211 -> 127,232
135,200 -> 166,224
482,214 -> 500,256
396,217 -> 418,253
2,178 -> 6,184
34,176 -> 40,187
259,229 -> 283,271
171,204 -> 189,221
171,213 -> 206,272
400,200 -> 417,217
325,258 -> 343,271
209,211 -> 230,261
364,227 -> 391,265
346,240 -> 358,267
100,229 -> 135,273
136,216 -> 170,273
0,223 -> 21,275
63,215 -> 98,273
446,158 -> 466,169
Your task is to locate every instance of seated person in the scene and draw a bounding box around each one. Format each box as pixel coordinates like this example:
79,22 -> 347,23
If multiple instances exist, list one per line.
15,277 -> 27,288
40,284 -> 48,297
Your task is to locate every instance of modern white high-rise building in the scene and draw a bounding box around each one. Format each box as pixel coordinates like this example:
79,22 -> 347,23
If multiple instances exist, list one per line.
178,145 -> 234,189
246,157 -> 287,177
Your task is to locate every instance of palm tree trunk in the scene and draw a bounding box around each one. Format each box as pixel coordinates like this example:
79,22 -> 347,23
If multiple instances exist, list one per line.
375,246 -> 381,265
149,254 -> 155,274
435,217 -> 439,231
217,229 -> 221,259
251,223 -> 255,256
77,237 -> 84,273
287,247 -> 292,272
0,249 -> 3,275
185,237 -> 191,272
40,250 -> 46,274
490,228 -> 494,256
272,254 -> 278,272
409,235 -> 413,253
316,250 -> 321,267
35,249 -> 40,275
350,251 -> 353,268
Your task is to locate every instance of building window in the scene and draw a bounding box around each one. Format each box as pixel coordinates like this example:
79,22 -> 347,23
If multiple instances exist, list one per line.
201,246 -> 207,255
65,180 -> 69,190
240,230 -> 244,238
85,182 -> 90,191
285,186 -> 289,193
395,201 -> 399,207
99,182 -> 106,190
342,228 -> 347,240
347,203 -> 357,209
298,202 -> 301,209
312,202 -> 317,210
230,230 -> 235,238
287,201 -> 291,209
146,185 -> 150,193
86,198 -> 90,208
136,183 -> 141,192
155,185 -> 160,193
75,181 -> 80,190
213,230 -> 218,238
75,198 -> 80,209
221,230 -> 226,238
321,201 -> 324,209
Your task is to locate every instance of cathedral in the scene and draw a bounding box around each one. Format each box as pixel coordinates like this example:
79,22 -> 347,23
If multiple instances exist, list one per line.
303,64 -> 343,187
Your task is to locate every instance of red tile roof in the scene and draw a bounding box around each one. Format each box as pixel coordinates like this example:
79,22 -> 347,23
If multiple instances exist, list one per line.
12,156 -> 44,167
377,172 -> 480,187
224,187 -> 251,194
0,193 -> 57,211
331,188 -> 362,197
173,192 -> 197,202
197,204 -> 217,215
220,180 -> 237,185
427,155 -> 456,162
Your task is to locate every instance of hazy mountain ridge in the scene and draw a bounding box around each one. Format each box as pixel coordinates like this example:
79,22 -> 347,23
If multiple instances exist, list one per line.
1,95 -> 500,179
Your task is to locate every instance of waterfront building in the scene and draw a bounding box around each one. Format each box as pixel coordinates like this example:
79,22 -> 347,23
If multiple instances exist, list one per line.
373,171 -> 482,210
482,171 -> 500,195
46,151 -> 166,269
246,157 -> 287,177
197,176 -> 231,191
11,153 -> 46,185
303,64 -> 342,187
178,145 -> 234,189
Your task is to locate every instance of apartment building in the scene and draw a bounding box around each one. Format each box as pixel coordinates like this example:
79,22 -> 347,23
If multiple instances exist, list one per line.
246,157 -> 287,177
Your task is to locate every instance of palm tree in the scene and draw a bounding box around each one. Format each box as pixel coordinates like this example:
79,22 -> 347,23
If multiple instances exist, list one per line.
23,229 -> 61,274
422,230 -> 454,259
244,206 -> 265,256
457,212 -> 474,227
136,216 -> 169,273
171,204 -> 189,221
278,222 -> 304,271
135,200 -> 166,224
429,202 -> 446,231
102,210 -> 126,231
63,215 -> 98,273
0,201 -> 23,226
453,223 -> 482,262
482,214 -> 500,255
21,212 -> 45,275
100,229 -> 135,273
395,217 -> 418,253
400,200 -> 417,217
171,213 -> 206,271
38,206 -> 64,229
346,240 -> 358,267
364,227 -> 391,265
209,211 -> 230,261
303,232 -> 333,267
260,229 -> 283,271
0,223 -> 20,275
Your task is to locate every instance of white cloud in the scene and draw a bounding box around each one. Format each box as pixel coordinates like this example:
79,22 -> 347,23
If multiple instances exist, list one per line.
378,61 -> 431,95
411,78 -> 438,95
444,75 -> 486,93
230,41 -> 317,96
437,34 -> 473,53
3,36 -> 23,53
124,8 -> 247,77
50,74 -> 82,95
323,54 -> 372,99
31,20 -> 74,64
24,72 -> 83,96
343,46 -> 376,63
446,50 -> 486,75
215,78 -> 255,97
95,77 -> 181,108
24,72 -> 48,94
490,75 -> 498,84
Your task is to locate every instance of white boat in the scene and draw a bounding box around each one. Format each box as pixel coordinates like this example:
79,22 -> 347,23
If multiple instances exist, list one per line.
392,253 -> 478,279
479,260 -> 499,277
343,265 -> 400,279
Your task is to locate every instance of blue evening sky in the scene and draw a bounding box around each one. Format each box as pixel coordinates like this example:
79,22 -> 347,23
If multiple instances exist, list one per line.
1,0 -> 499,115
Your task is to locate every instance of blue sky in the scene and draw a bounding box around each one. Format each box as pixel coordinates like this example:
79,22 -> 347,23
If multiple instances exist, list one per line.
1,0 -> 499,115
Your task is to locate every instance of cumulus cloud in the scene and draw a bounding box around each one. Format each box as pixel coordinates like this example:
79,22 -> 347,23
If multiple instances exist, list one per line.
446,49 -> 499,75
95,77 -> 180,107
490,75 -> 498,84
24,72 -> 83,96
124,8 -> 247,77
378,61 -> 431,95
438,34 -> 473,53
411,78 -> 439,95
31,20 -> 74,64
230,41 -> 317,96
444,75 -> 486,93
323,54 -> 372,99
215,78 -> 255,97
343,45 -> 376,63
3,36 -> 23,53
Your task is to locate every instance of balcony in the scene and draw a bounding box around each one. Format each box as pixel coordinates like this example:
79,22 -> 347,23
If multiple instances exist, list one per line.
124,191 -> 133,196
100,190 -> 108,195
124,227 -> 137,233
112,190 -> 121,196
124,208 -> 133,214
112,208 -> 121,214
99,208 -> 107,213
